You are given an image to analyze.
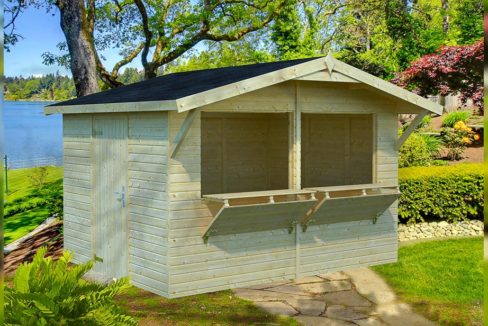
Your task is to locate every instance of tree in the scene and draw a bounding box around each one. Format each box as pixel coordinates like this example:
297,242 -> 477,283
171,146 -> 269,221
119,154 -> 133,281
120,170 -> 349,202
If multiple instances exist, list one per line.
41,0 -> 286,95
164,35 -> 275,73
392,40 -> 483,113
334,0 -> 401,78
448,0 -> 483,44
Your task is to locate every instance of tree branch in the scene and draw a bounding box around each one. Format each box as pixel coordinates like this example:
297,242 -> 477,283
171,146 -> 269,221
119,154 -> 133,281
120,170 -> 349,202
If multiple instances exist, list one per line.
133,0 -> 153,75
111,43 -> 144,76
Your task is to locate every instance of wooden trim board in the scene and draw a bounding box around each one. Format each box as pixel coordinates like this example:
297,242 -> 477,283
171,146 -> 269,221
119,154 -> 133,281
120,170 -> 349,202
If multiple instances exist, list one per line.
396,111 -> 429,150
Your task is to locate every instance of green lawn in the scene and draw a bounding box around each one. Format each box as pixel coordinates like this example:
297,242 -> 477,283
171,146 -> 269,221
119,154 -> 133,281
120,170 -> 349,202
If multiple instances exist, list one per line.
4,166 -> 63,244
4,207 -> 51,244
373,237 -> 483,326
5,166 -> 63,202
116,287 -> 299,325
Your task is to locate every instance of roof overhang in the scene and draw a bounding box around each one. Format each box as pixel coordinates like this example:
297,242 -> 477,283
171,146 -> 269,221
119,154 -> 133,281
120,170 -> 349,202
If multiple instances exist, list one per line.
44,99 -> 178,115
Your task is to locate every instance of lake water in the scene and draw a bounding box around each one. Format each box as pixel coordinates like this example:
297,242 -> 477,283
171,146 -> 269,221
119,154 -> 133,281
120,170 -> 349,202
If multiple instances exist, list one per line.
2,101 -> 62,168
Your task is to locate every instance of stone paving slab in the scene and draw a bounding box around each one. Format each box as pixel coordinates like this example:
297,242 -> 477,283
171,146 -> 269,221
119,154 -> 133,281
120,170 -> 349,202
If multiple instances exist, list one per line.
344,268 -> 396,305
234,268 -> 438,326
266,284 -> 314,296
322,290 -> 373,307
319,271 -> 349,281
298,280 -> 352,294
354,317 -> 388,326
375,303 -> 437,326
295,315 -> 356,326
285,297 -> 326,316
325,305 -> 369,321
253,301 -> 298,316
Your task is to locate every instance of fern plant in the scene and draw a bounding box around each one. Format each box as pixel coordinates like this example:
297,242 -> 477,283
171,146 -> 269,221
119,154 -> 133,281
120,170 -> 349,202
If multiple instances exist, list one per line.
4,247 -> 137,325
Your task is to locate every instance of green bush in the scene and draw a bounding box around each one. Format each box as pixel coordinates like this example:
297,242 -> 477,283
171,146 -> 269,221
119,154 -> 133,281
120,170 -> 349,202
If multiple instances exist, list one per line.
420,134 -> 443,157
4,179 -> 63,219
398,163 -> 484,223
5,247 -> 137,326
399,133 -> 433,167
441,110 -> 471,127
401,115 -> 432,132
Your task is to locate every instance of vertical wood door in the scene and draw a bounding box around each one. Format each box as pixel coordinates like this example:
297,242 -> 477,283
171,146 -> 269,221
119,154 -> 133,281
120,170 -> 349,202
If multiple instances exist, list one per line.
93,116 -> 129,278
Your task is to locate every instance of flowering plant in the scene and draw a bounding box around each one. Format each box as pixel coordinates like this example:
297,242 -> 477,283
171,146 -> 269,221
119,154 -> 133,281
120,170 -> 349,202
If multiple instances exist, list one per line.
441,121 -> 476,160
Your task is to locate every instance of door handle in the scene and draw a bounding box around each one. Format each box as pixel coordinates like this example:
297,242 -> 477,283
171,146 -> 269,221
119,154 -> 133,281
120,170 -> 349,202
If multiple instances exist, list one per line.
115,186 -> 125,207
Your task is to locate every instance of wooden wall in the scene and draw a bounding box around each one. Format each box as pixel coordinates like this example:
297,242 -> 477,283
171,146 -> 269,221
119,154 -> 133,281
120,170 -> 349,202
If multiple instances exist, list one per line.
127,112 -> 169,296
63,112 -> 169,296
166,80 -> 399,298
301,114 -> 373,187
201,112 -> 288,195
63,114 -> 93,264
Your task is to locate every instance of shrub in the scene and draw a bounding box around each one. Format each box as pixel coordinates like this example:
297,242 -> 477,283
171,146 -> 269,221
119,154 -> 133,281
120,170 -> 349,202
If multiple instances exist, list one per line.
35,179 -> 64,219
420,134 -> 443,158
28,166 -> 49,189
398,163 -> 484,224
4,179 -> 63,219
4,247 -> 137,326
401,115 -> 432,132
441,121 -> 476,160
441,110 -> 471,127
4,197 -> 47,218
399,133 -> 432,167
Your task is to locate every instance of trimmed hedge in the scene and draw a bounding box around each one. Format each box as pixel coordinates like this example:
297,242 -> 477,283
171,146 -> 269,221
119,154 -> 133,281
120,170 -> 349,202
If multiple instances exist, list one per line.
398,163 -> 484,223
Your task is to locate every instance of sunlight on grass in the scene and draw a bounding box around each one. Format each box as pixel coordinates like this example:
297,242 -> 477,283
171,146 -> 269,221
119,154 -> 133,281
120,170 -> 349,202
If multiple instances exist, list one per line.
4,207 -> 51,244
116,287 -> 299,326
5,166 -> 63,202
373,237 -> 483,326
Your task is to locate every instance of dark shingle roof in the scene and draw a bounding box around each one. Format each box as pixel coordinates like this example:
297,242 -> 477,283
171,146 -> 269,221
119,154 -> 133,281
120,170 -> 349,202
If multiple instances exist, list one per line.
49,57 -> 319,107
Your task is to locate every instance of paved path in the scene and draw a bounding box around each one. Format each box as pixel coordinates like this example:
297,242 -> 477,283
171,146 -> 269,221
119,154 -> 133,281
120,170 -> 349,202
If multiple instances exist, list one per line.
234,268 -> 436,326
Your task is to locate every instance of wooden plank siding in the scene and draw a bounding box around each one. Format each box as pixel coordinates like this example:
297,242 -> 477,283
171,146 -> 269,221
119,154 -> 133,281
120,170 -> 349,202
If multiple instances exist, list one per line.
63,112 -> 170,295
63,114 -> 94,264
127,112 -> 169,297
166,80 -> 399,298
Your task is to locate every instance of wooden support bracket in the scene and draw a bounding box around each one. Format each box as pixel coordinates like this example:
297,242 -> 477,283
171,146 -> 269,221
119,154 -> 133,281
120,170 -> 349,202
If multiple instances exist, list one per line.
396,111 -> 428,150
169,108 -> 200,158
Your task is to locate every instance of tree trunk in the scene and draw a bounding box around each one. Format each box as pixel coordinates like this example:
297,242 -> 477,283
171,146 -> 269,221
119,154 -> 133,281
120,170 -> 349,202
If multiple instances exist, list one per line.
441,0 -> 449,34
57,0 -> 99,96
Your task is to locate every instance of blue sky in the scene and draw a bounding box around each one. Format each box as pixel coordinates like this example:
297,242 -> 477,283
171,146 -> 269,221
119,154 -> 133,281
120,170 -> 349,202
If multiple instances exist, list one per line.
5,7 -> 142,77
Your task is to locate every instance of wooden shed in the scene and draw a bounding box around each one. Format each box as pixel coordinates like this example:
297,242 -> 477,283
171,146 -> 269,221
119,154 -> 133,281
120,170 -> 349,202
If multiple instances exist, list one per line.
45,56 -> 442,298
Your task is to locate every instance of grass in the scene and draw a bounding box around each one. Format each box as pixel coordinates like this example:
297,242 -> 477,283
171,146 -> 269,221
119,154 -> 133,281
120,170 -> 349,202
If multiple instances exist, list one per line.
5,166 -> 63,202
4,166 -> 63,244
116,286 -> 299,325
441,110 -> 471,127
373,237 -> 483,326
4,207 -> 51,245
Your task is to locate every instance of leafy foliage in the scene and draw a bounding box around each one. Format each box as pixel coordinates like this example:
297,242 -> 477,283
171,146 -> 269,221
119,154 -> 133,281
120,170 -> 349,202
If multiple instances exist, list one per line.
398,163 -> 484,223
448,0 -> 484,45
440,121 -> 477,160
5,247 -> 137,326
421,134 -> 443,158
399,132 -> 433,168
28,167 -> 49,189
392,40 -> 484,112
5,73 -> 75,101
5,179 -> 63,219
164,37 -> 275,73
441,110 -> 472,127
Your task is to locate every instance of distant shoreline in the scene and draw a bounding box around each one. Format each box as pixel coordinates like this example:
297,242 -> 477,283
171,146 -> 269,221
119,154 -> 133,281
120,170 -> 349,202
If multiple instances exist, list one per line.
5,99 -> 59,103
